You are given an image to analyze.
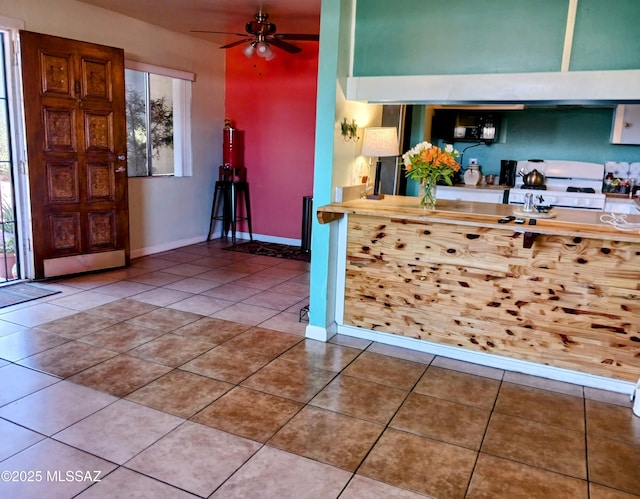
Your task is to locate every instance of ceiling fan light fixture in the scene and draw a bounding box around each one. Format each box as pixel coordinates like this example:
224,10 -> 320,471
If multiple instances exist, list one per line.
243,43 -> 256,58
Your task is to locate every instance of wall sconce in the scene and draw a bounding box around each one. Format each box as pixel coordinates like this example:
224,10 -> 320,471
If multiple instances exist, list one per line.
341,118 -> 359,142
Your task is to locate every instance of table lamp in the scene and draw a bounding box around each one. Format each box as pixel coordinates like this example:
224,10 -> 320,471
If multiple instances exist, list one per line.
361,127 -> 399,200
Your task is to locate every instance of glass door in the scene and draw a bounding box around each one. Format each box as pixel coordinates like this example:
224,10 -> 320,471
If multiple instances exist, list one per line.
0,32 -> 19,281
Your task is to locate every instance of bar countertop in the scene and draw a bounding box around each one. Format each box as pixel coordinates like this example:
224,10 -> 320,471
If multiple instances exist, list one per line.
317,195 -> 640,242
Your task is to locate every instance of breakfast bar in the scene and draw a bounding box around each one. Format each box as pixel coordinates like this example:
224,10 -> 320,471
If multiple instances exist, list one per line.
316,196 -> 640,390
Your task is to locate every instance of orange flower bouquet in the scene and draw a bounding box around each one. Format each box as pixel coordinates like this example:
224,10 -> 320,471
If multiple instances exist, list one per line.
403,142 -> 460,208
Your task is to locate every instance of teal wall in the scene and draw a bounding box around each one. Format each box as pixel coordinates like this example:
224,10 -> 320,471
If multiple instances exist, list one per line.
428,107 -> 640,177
571,0 -> 640,71
353,0 -> 640,76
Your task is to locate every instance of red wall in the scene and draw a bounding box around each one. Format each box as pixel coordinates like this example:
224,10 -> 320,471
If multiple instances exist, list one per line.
225,43 -> 318,240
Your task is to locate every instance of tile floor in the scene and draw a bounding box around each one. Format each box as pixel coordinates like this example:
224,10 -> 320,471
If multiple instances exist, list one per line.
0,239 -> 638,498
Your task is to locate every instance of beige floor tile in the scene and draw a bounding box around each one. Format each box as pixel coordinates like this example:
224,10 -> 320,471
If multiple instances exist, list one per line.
0,302 -> 78,327
35,312 -> 119,339
180,345 -> 273,383
241,357 -> 336,403
328,334 -> 372,349
49,290 -> 121,311
269,279 -> 311,297
241,290 -> 304,310
0,380 -> 117,435
0,329 -> 69,361
589,483 -> 640,499
200,282 -> 262,301
127,333 -> 214,367
0,418 -> 45,461
76,467 -> 197,499
163,277 -> 219,293
69,355 -> 171,397
495,382 -> 585,431
256,311 -> 308,336
126,421 -> 260,497
211,446 -> 351,498
341,475 -> 434,498
503,370 -> 585,397
167,294 -> 233,315
125,270 -> 185,286
221,327 -> 301,358
80,322 -> 165,352
343,351 -> 426,390
172,316 -> 251,344
431,356 -> 504,380
359,428 -> 477,499
86,298 -> 159,321
584,387 -> 634,408
210,302 -> 279,325
0,364 -> 60,406
366,342 -> 435,365
161,262 -> 212,277
588,434 -> 640,496
0,320 -> 29,338
54,399 -> 183,464
126,307 -> 203,332
481,412 -> 587,478
467,453 -> 588,499
0,438 -> 117,498
129,287 -> 195,307
192,386 -> 303,442
586,399 -> 640,446
311,374 -> 408,425
278,339 -> 362,372
91,280 -> 155,298
269,406 -> 384,471
18,341 -> 118,378
127,369 -> 232,418
414,366 -> 501,410
391,392 -> 490,450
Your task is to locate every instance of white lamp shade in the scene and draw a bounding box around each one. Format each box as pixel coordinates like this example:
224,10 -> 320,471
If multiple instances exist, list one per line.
360,127 -> 399,158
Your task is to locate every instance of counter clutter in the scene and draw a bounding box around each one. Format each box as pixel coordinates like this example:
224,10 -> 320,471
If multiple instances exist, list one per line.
317,195 -> 640,387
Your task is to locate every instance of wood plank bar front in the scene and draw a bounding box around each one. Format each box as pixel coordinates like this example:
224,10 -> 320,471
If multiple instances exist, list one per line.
317,196 -> 640,383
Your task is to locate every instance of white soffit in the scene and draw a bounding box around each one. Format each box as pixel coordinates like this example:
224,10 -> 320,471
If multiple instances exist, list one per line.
345,70 -> 640,104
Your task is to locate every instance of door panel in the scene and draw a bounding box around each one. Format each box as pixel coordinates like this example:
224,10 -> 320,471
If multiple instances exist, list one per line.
20,31 -> 129,279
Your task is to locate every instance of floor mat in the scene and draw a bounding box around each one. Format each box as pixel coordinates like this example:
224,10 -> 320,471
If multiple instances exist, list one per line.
222,240 -> 310,262
0,282 -> 61,309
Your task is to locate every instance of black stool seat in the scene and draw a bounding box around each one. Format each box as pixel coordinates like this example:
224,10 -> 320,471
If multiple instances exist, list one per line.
207,167 -> 253,243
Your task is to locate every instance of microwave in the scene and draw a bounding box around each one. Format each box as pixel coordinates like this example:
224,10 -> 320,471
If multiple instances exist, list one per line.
452,113 -> 497,142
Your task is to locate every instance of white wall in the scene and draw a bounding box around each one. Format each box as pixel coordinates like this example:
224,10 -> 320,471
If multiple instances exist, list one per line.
0,0 -> 225,257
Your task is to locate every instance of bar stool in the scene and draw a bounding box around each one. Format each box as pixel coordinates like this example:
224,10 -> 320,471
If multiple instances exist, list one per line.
207,166 -> 253,243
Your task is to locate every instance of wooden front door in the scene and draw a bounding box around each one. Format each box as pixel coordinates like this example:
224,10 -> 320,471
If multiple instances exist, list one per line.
20,31 -> 129,279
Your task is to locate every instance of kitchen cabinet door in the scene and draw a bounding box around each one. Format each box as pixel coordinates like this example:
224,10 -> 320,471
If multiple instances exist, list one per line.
611,105 -> 640,144
436,187 -> 505,204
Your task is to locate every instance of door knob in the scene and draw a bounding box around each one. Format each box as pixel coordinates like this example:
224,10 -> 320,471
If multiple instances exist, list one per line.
117,155 -> 126,161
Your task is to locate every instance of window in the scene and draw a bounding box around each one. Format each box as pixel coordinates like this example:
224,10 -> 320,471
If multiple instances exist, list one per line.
124,61 -> 193,177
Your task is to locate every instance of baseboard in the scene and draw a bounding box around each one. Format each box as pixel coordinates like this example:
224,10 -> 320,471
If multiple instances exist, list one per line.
336,324 -> 635,395
131,233 -> 303,259
305,323 -> 337,342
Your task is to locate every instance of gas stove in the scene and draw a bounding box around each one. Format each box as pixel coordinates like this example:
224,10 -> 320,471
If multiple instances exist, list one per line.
508,160 -> 606,211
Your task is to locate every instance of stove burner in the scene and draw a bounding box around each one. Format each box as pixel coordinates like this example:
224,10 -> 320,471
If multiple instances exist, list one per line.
567,187 -> 596,193
521,185 -> 547,190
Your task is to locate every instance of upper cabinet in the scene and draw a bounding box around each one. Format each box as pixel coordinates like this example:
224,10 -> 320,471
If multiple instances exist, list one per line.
611,105 -> 640,145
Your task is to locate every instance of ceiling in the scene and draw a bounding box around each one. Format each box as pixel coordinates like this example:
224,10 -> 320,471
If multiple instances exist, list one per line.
77,0 -> 322,46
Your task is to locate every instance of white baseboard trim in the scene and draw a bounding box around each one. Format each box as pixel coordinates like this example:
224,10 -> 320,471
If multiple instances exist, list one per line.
130,233 -> 303,259
130,235 -> 206,259
231,232 -> 302,247
305,323 -> 337,342
337,324 -> 635,395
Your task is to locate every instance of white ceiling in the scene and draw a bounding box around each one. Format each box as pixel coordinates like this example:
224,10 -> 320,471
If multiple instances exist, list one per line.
77,0 -> 321,46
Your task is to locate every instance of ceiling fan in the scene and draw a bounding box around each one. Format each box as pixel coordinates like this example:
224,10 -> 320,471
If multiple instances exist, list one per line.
191,11 -> 319,60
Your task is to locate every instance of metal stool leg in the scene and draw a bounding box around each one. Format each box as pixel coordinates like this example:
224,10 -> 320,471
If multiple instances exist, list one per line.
244,183 -> 253,241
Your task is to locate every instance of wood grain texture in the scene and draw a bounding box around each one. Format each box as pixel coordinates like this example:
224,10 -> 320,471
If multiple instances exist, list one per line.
343,214 -> 640,382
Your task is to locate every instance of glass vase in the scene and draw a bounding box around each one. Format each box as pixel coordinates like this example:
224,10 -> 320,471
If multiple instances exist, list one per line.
419,178 -> 437,209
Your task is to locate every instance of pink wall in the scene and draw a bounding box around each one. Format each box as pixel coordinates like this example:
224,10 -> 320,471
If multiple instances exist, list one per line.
225,43 -> 318,240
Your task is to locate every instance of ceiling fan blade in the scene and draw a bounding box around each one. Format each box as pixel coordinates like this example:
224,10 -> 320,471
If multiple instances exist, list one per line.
275,34 -> 320,41
268,37 -> 302,54
219,39 -> 250,49
190,30 -> 248,36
